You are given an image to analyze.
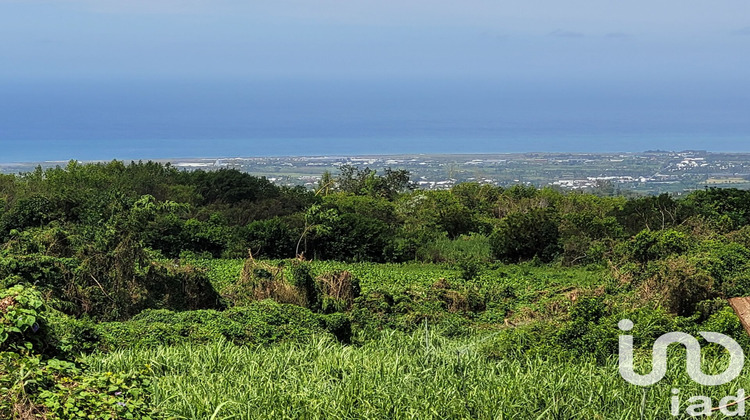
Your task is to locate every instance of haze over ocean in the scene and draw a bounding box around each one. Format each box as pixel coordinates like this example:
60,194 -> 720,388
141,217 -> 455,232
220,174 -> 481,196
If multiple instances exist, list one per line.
2,1 -> 749,161
1,79 -> 749,162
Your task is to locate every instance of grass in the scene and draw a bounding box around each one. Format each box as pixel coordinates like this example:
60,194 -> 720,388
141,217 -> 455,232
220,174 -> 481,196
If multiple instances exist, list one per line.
415,234 -> 493,263
193,258 -> 609,305
80,258 -> 748,419
185,257 -> 618,338
86,329 -> 750,420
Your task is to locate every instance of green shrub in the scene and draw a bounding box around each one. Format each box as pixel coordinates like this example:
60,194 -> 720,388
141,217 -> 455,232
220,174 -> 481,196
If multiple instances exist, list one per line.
616,306 -> 682,347
0,285 -> 162,419
455,256 -> 482,281
647,256 -> 716,316
319,312 -> 353,343
245,217 -> 296,259
0,352 -> 162,419
46,313 -> 102,356
317,270 -> 361,313
95,301 -> 351,350
0,255 -> 78,290
0,284 -> 46,353
555,298 -> 618,362
627,229 -> 691,264
489,209 -> 560,263
693,240 -> 750,297
700,305 -> 750,350
288,260 -> 319,310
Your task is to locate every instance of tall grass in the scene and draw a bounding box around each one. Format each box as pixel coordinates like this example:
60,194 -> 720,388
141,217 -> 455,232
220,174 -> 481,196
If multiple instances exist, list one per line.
87,330 -> 750,419
416,234 -> 492,263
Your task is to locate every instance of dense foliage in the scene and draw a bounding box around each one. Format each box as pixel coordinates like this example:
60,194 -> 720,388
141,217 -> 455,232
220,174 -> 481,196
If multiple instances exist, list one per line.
4,160 -> 750,417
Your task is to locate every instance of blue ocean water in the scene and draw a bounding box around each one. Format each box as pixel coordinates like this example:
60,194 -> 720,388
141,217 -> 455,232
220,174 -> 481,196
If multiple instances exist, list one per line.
1,80 -> 749,161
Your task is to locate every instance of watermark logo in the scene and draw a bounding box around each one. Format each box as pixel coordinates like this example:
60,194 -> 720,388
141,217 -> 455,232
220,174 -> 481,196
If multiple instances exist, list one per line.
618,319 -> 744,386
618,319 -> 746,417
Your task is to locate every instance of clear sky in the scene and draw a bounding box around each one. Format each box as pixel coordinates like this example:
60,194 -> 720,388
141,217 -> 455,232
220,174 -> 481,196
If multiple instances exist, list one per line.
1,1 -> 750,159
2,0 -> 749,84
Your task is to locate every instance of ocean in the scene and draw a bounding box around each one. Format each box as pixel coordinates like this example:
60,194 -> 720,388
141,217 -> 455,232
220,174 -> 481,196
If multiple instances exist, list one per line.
1,79 -> 749,161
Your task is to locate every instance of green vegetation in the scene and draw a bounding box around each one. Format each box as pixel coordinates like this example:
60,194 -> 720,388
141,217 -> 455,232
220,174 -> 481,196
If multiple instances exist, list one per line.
4,160 -> 750,418
85,333 -> 750,420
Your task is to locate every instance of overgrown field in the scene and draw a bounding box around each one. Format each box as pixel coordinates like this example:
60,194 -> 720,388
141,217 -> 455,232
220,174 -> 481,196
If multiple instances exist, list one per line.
73,259 -> 750,419
86,332 -> 750,420
193,258 -> 607,321
13,257 -> 748,419
5,162 -> 750,418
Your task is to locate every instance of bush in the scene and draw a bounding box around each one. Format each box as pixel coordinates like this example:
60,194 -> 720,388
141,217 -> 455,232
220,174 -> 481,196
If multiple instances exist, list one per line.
319,312 -> 353,343
227,257 -> 362,315
317,213 -> 394,262
46,313 -> 102,357
700,306 -> 750,350
627,229 -> 691,264
317,270 -> 361,313
0,284 -> 163,418
455,256 -> 483,281
489,209 -> 560,263
0,353 -> 162,419
555,298 -> 618,362
0,284 -> 46,353
693,240 -> 750,297
226,258 -> 304,307
639,256 -> 716,316
95,301 -> 352,350
245,218 -> 296,259
289,260 -> 319,310
0,255 -> 78,291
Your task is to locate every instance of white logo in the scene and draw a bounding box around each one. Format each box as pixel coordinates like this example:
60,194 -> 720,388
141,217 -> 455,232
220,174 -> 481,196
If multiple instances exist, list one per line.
618,319 -> 747,417
618,319 -> 744,386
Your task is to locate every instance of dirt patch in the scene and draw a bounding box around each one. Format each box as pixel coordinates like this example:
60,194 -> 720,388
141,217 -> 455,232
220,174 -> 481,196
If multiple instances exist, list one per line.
0,296 -> 16,314
431,278 -> 452,290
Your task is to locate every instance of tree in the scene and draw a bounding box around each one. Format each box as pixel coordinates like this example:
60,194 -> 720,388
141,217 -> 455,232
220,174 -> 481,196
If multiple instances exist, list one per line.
490,208 -> 561,263
317,213 -> 392,262
245,218 -> 296,259
451,182 -> 502,215
617,193 -> 689,235
295,204 -> 339,258
335,165 -> 414,200
316,171 -> 335,196
684,188 -> 750,231
177,169 -> 279,205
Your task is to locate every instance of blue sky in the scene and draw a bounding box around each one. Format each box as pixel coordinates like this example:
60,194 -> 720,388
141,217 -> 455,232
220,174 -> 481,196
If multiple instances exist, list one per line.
2,0 -> 749,83
1,0 -> 750,159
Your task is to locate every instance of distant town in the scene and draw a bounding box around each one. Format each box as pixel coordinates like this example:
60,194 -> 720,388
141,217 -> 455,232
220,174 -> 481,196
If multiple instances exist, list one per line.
3,150 -> 750,195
